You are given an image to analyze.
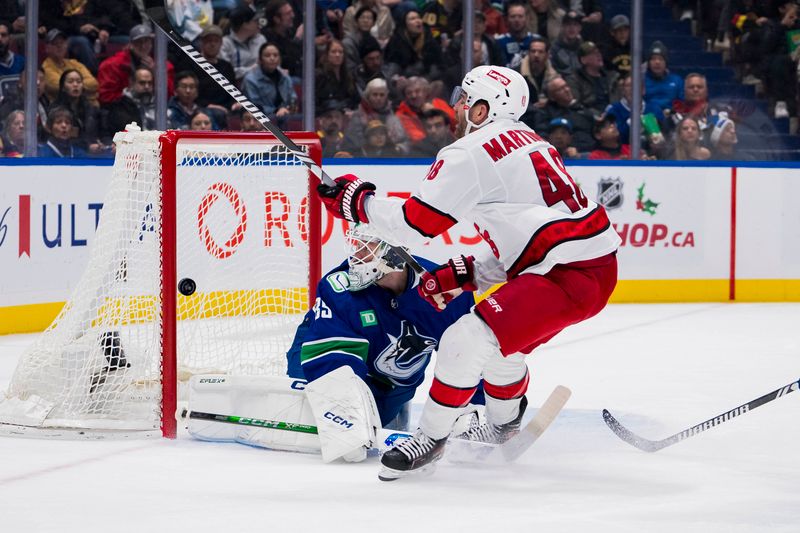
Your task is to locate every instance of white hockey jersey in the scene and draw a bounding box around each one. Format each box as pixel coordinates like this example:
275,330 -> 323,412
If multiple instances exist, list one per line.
365,118 -> 621,292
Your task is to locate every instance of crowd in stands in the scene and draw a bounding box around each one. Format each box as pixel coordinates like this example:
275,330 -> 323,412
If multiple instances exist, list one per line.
0,0 -> 797,160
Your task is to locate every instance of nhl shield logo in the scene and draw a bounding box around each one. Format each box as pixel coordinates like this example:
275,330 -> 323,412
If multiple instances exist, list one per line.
597,178 -> 624,210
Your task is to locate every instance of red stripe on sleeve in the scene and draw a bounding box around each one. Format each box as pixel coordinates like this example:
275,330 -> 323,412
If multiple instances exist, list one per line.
483,371 -> 530,400
429,377 -> 477,408
508,207 -> 611,278
402,196 -> 458,239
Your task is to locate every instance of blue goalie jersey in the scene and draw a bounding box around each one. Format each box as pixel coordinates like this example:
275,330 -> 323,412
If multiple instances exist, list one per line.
287,256 -> 476,425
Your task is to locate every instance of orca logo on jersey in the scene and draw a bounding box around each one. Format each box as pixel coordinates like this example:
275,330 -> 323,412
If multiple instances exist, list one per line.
375,321 -> 437,385
486,69 -> 512,86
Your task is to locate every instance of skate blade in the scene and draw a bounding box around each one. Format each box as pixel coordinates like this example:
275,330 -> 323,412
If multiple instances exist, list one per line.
378,463 -> 437,482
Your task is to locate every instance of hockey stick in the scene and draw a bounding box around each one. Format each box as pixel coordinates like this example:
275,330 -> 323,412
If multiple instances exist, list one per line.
141,0 -> 425,276
496,385 -> 571,462
603,379 -> 800,452
188,410 -> 319,434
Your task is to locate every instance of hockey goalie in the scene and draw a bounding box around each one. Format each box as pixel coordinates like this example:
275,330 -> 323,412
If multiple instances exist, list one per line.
186,224 -> 483,461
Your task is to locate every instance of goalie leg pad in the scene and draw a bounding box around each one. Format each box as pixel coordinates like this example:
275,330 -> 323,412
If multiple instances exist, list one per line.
186,374 -> 321,454
305,366 -> 382,463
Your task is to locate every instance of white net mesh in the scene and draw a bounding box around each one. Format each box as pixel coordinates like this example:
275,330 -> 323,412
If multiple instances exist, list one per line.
0,130 -> 318,435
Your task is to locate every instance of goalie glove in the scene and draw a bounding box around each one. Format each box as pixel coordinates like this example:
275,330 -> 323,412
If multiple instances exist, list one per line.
317,174 -> 375,223
418,255 -> 477,311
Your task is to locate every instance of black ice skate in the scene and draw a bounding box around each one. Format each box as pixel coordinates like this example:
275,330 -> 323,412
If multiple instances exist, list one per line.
455,396 -> 528,444
378,431 -> 447,481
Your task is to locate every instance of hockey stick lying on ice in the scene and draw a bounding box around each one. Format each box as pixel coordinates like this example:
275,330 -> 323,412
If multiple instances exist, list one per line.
603,378 -> 799,453
142,0 -> 425,276
188,385 -> 570,463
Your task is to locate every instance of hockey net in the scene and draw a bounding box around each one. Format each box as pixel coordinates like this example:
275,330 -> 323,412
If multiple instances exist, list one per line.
0,129 -> 321,438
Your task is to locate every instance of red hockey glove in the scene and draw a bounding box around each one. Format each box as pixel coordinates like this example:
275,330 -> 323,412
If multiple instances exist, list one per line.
418,255 -> 478,311
317,174 -> 376,223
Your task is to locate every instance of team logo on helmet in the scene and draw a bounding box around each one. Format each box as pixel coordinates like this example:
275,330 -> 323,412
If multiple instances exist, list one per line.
486,69 -> 512,86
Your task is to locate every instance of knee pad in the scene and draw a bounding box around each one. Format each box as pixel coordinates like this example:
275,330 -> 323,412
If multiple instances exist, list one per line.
434,313 -> 501,387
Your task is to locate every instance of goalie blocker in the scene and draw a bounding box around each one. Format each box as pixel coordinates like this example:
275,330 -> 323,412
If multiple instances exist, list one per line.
186,367 -> 381,462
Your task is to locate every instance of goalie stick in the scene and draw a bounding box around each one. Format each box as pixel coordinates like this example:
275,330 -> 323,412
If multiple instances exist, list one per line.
603,378 -> 800,452
188,385 -> 570,463
141,0 -> 425,276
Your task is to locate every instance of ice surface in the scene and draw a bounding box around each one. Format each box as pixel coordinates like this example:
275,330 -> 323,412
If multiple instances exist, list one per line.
1,304 -> 798,532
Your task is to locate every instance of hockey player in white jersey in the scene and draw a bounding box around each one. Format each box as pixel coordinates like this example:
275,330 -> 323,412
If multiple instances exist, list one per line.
318,65 -> 621,480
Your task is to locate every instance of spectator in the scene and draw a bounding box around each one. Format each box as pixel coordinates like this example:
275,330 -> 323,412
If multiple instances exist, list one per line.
167,0 -> 214,41
353,39 -> 398,98
495,0 -> 537,69
221,6 -> 267,84
97,24 -> 175,105
52,69 -> 105,155
532,76 -> 595,151
0,2 -> 24,38
601,14 -> 630,76
445,11 -> 504,74
342,0 -> 395,47
394,76 -> 455,143
38,107 -> 87,158
566,41 -> 616,114
668,73 -> 731,140
518,35 -> 558,125
316,100 -> 348,157
1,109 -> 24,157
103,67 -> 157,139
37,0 -> 105,74
188,109 -> 217,130
0,23 -> 23,76
174,25 -> 236,114
478,0 -> 506,36
569,0 -> 605,44
344,77 -> 408,152
384,7 -> 445,81
421,0 -> 463,46
588,115 -> 630,159
709,114 -> 747,160
315,39 -> 360,112
168,71 -> 202,130
42,29 -> 99,106
242,43 -> 297,129
605,74 -> 665,147
670,116 -> 711,160
757,1 -> 799,118
545,116 -> 579,158
525,0 -> 565,42
729,0 -> 772,85
550,11 -> 583,76
239,109 -> 266,131
353,119 -> 404,156
342,8 -> 381,72
262,0 -> 303,80
0,68 -> 50,142
643,40 -> 683,114
409,108 -> 455,157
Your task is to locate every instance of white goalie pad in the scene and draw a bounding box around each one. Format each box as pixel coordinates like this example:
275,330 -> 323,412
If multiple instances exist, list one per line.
186,374 -> 321,454
305,366 -> 382,463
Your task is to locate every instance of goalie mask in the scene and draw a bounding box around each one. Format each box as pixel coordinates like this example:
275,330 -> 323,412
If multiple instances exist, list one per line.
345,224 -> 407,291
450,65 -> 529,133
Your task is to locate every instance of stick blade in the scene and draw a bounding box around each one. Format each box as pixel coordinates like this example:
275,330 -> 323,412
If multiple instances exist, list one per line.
602,409 -> 665,452
498,385 -> 572,462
